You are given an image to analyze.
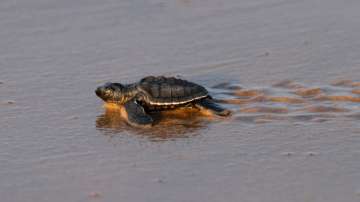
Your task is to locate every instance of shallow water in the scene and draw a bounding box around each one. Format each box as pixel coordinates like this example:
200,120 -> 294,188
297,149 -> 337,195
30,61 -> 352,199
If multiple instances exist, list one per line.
1,0 -> 360,201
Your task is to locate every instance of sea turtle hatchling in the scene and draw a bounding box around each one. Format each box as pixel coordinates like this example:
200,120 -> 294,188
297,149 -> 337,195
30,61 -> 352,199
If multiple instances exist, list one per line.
95,76 -> 231,127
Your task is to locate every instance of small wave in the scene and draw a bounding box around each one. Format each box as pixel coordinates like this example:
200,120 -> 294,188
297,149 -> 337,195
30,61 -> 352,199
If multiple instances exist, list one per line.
232,89 -> 264,97
218,95 -> 306,104
313,95 -> 360,102
346,113 -> 360,120
294,88 -> 323,97
331,80 -> 360,87
211,82 -> 242,90
240,106 -> 288,113
352,89 -> 360,95
272,80 -> 304,89
304,106 -> 350,113
266,96 -> 306,104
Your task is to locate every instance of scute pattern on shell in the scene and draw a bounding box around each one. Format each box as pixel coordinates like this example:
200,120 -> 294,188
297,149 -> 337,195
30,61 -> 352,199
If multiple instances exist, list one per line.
138,76 -> 208,105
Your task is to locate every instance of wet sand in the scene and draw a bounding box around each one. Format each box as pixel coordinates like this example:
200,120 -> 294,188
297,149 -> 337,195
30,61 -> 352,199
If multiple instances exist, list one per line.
1,0 -> 360,201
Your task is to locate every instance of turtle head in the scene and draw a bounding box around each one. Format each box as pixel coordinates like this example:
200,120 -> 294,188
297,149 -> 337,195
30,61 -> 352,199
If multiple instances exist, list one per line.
95,82 -> 127,104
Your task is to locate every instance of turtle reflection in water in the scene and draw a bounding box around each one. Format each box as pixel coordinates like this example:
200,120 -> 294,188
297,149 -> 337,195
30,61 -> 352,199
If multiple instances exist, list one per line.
96,107 -> 207,141
95,76 -> 232,128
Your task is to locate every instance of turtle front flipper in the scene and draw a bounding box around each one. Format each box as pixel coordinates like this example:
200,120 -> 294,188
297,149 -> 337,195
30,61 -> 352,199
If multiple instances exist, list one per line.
195,98 -> 232,117
123,100 -> 153,128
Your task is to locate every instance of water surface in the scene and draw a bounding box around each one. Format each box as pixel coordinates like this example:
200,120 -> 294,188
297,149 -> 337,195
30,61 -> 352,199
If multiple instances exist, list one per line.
1,0 -> 360,201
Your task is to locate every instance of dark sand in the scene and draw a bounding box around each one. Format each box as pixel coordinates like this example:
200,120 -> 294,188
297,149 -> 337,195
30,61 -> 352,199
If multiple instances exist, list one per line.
1,0 -> 360,201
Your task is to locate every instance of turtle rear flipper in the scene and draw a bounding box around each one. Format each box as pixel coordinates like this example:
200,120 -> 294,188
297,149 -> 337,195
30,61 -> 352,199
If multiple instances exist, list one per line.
195,98 -> 232,117
124,100 -> 153,128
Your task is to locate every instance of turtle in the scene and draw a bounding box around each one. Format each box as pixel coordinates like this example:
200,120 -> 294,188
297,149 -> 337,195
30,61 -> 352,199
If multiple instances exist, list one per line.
95,76 -> 231,127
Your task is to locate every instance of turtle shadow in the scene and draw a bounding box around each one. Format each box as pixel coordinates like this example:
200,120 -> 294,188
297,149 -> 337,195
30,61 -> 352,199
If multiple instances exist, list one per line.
95,108 -> 209,141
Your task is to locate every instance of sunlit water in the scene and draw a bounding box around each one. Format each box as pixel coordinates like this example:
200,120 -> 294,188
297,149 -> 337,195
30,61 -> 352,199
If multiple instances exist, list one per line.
1,0 -> 360,202
96,80 -> 360,141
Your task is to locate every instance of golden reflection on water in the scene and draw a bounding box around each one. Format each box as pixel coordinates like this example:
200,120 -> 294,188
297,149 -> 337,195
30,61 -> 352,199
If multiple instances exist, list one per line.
215,79 -> 360,123
96,106 -> 209,141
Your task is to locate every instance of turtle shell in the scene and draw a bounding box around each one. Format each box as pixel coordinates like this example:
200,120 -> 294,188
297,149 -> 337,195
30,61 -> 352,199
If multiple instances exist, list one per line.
137,76 -> 208,105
